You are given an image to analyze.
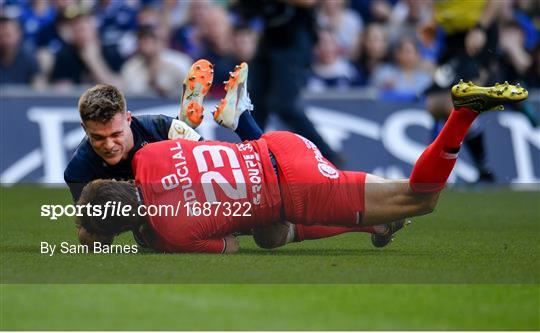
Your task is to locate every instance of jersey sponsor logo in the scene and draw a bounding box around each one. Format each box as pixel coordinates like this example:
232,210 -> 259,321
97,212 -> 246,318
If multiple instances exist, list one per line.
162,141 -> 197,204
295,134 -> 340,179
318,163 -> 339,179
236,143 -> 263,205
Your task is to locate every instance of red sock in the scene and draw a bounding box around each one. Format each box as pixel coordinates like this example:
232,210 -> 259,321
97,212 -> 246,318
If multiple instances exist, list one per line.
410,107 -> 478,193
295,224 -> 376,242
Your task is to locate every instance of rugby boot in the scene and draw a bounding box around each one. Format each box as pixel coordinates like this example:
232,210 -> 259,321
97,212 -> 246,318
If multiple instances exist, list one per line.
180,59 -> 214,128
451,80 -> 528,113
213,62 -> 253,130
371,219 -> 411,248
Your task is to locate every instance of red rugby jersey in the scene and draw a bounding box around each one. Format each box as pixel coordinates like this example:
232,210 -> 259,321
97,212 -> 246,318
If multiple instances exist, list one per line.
132,138 -> 282,253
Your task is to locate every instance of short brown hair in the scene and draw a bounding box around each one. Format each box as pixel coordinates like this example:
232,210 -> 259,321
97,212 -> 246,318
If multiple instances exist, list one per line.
78,84 -> 127,123
76,179 -> 140,235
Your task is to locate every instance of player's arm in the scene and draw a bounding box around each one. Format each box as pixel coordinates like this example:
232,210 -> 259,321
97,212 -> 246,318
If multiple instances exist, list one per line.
166,235 -> 239,254
66,180 -> 84,203
64,166 -> 90,203
187,236 -> 239,254
136,114 -> 202,142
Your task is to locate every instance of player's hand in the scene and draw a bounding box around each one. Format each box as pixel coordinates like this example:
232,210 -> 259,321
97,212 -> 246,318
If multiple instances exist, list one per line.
465,28 -> 486,57
223,235 -> 240,254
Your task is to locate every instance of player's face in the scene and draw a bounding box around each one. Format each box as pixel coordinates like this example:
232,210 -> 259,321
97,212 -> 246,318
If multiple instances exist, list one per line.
82,112 -> 134,165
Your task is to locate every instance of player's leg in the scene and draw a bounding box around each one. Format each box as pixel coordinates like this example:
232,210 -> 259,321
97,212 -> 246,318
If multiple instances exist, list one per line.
178,59 -> 263,141
214,62 -> 264,141
252,222 -> 383,249
363,175 -> 439,225
427,90 -> 494,182
293,222 -> 407,249
253,219 -> 410,249
362,81 -> 528,225
235,111 -> 263,141
179,59 -> 214,128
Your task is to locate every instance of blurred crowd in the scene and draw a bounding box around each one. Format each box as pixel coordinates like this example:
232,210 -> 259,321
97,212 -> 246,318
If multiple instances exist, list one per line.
1,0 -> 539,99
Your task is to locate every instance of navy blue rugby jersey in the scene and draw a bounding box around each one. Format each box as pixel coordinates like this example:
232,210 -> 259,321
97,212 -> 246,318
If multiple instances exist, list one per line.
64,114 -> 201,202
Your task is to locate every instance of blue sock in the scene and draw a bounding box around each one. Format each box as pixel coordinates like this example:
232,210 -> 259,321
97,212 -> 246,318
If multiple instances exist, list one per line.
235,112 -> 263,141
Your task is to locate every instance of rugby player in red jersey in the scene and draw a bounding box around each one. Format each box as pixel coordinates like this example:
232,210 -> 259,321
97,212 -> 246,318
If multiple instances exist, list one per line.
74,60 -> 402,249
76,81 -> 528,253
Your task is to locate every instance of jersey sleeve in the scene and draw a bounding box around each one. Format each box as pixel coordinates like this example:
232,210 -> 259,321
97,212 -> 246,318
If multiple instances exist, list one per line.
135,114 -> 173,140
64,159 -> 93,202
65,177 -> 85,203
135,115 -> 202,142
180,238 -> 227,253
151,234 -> 227,254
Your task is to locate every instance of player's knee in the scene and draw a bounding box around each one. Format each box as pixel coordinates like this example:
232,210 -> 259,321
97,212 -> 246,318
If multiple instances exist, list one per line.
415,194 -> 439,216
253,223 -> 291,250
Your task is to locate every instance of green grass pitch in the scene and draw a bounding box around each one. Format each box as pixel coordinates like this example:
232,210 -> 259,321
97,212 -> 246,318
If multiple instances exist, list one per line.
1,186 -> 538,330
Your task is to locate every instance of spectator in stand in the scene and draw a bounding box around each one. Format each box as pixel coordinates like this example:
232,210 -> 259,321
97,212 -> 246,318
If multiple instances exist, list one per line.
231,24 -> 259,63
121,25 -> 191,98
317,0 -> 363,58
308,28 -> 360,91
93,0 -> 137,49
497,0 -> 539,82
169,0 -> 214,60
159,0 -> 190,33
511,0 -> 540,52
118,5 -> 173,63
0,15 -> 42,87
387,0 -> 432,44
34,0 -> 76,54
355,22 -> 389,85
49,5 -> 123,89
370,37 -> 432,98
18,0 -> 56,50
495,20 -> 538,127
136,5 -> 162,30
2,0 -> 75,87
496,20 -> 533,85
366,0 -> 396,23
198,5 -> 237,94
